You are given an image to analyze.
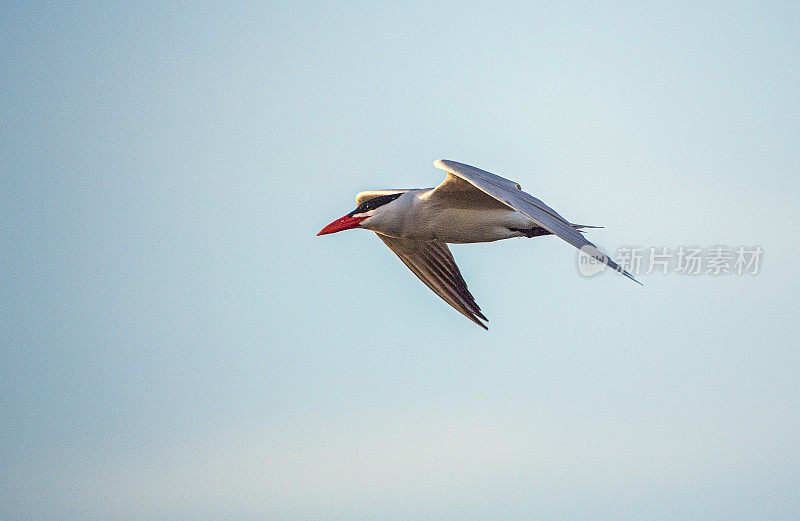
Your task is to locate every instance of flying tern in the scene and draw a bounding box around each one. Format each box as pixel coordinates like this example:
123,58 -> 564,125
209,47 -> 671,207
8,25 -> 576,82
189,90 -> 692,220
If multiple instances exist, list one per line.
318,159 -> 639,329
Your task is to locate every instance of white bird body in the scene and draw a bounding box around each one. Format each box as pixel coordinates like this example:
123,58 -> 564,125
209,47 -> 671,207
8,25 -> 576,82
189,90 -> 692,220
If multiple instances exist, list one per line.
318,159 -> 639,329
363,189 -> 532,243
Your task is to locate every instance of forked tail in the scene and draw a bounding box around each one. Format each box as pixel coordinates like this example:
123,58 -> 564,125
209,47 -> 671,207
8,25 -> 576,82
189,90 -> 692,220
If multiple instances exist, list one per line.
572,223 -> 604,233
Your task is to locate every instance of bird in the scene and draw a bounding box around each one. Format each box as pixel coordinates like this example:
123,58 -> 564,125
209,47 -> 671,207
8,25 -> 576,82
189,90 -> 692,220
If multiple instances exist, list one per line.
318,159 -> 639,329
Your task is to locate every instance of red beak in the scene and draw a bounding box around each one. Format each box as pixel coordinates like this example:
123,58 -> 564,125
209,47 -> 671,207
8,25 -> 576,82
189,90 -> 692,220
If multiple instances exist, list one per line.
317,214 -> 368,236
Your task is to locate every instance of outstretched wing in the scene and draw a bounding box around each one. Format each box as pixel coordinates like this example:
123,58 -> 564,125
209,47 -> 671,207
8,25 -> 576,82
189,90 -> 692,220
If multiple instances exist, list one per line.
375,233 -> 488,329
432,159 -> 640,284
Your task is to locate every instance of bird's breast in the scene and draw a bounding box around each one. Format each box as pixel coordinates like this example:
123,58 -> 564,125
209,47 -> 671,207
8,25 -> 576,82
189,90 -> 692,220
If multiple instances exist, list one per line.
412,206 -> 534,243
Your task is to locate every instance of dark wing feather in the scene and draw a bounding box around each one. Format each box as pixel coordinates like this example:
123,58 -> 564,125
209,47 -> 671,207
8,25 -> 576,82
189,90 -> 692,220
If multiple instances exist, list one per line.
376,233 -> 488,329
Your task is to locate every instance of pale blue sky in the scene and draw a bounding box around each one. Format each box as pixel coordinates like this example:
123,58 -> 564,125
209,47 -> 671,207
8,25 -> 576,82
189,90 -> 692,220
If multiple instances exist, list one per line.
2,2 -> 799,520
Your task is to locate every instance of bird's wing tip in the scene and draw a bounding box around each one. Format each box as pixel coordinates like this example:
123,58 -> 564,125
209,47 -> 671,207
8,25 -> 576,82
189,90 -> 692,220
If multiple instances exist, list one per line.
624,271 -> 643,286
